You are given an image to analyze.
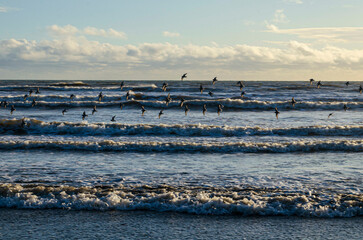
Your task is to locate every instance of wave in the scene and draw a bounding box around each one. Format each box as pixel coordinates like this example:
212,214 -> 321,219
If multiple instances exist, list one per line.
0,183 -> 361,217
1,119 -> 363,137
2,98 -> 363,110
0,138 -> 362,153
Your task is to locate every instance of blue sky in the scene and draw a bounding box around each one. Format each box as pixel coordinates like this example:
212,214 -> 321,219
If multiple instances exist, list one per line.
1,0 -> 363,80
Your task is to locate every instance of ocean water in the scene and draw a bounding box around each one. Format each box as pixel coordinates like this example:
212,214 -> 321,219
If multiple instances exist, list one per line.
0,80 -> 362,238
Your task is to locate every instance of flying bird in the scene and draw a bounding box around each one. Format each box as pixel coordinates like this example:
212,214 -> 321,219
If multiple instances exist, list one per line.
120,81 -> 124,90
10,105 -> 15,115
158,110 -> 164,119
200,84 -> 204,94
162,82 -> 168,92
310,79 -> 315,85
241,91 -> 245,98
181,73 -> 187,81
291,97 -> 297,107
328,113 -> 334,118
208,91 -> 214,97
141,105 -> 146,116
29,89 -> 33,97
98,92 -> 104,102
179,98 -> 185,107
82,111 -> 88,120
203,104 -> 207,116
62,109 -> 67,115
184,105 -> 189,116
111,115 -> 116,122
35,87 -> 40,94
345,81 -> 350,86
237,81 -> 245,90
212,77 -> 218,85
217,104 -> 223,116
274,107 -> 280,119
359,85 -> 362,94
317,81 -> 322,88
165,93 -> 172,106
31,99 -> 36,107
92,106 -> 97,115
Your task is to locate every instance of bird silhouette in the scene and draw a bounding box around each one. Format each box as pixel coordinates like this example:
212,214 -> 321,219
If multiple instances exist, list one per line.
212,77 -> 218,85
181,73 -> 187,81
275,107 -> 280,119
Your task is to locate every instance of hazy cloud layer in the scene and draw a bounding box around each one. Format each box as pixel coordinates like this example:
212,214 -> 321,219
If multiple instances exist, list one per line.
48,24 -> 127,39
163,31 -> 180,37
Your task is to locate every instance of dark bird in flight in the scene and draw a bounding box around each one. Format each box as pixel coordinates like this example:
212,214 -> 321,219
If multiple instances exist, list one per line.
203,104 -> 207,116
328,113 -> 334,118
184,105 -> 189,116
23,94 -> 28,101
120,81 -> 124,90
181,73 -> 187,81
359,85 -> 362,94
92,106 -> 97,115
120,103 -> 124,110
237,81 -> 245,90
10,105 -> 15,115
29,89 -> 33,97
21,118 -> 27,128
62,109 -> 67,115
345,81 -> 350,86
82,111 -> 88,120
310,78 -> 315,85
208,91 -> 214,97
158,110 -> 164,119
111,116 -> 116,122
274,107 -> 280,119
317,81 -> 322,88
126,91 -> 130,100
212,77 -> 218,85
70,94 -> 75,100
200,84 -> 204,94
162,82 -> 168,92
165,93 -> 172,106
217,104 -> 223,116
291,97 -> 297,107
241,91 -> 245,98
343,104 -> 349,111
31,99 -> 36,107
141,105 -> 146,116
3,101 -> 8,108
180,98 -> 185,107
35,87 -> 40,94
98,92 -> 104,102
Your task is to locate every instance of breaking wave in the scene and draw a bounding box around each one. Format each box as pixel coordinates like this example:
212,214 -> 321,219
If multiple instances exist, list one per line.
0,183 -> 361,217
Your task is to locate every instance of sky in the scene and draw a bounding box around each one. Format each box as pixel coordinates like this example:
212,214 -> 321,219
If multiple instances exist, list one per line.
1,0 -> 363,80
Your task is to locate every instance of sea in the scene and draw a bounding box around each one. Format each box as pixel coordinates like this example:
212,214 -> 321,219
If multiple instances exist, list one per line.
0,80 -> 362,239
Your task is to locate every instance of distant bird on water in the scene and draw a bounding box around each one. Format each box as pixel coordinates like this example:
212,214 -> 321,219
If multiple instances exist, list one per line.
111,116 -> 116,122
82,111 -> 88,120
126,91 -> 130,100
181,73 -> 187,81
274,107 -> 280,119
212,77 -> 218,85
310,79 -> 315,85
62,109 -> 67,115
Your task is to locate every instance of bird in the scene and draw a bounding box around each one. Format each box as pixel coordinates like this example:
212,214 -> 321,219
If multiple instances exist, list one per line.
275,107 -> 280,119
208,91 -> 214,97
62,109 -> 67,115
98,92 -> 104,102
35,87 -> 40,94
345,81 -> 350,86
82,111 -> 88,120
126,91 -> 130,100
181,73 -> 187,81
31,99 -> 36,107
23,94 -> 28,101
317,81 -> 322,88
310,79 -> 315,85
291,97 -> 297,107
3,100 -> 8,108
179,98 -> 185,107
343,104 -> 349,111
141,106 -> 146,116
21,118 -> 27,128
212,77 -> 218,85
217,104 -> 223,116
237,81 -> 245,90
184,105 -> 189,116
162,82 -> 168,92
29,89 -> 33,97
203,104 -> 207,116
120,103 -> 124,110
241,91 -> 245,98
158,110 -> 164,119
200,84 -> 204,94
359,85 -> 362,94
165,93 -> 172,106
111,116 -> 116,122
10,105 -> 15,115
70,94 -> 75,100
92,106 -> 97,115
120,81 -> 124,90
328,113 -> 334,118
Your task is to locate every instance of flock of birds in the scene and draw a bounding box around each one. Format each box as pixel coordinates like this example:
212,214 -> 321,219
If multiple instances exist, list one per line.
0,74 -> 362,124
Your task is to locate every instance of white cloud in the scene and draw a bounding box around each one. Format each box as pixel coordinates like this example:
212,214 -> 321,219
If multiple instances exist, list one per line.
48,24 -> 127,39
163,31 -> 180,37
266,24 -> 363,42
273,9 -> 289,23
0,6 -> 8,12
283,0 -> 303,4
